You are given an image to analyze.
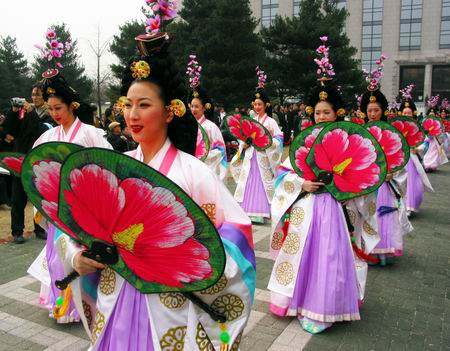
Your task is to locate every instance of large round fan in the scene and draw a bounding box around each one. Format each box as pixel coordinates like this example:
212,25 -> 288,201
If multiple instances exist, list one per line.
422,116 -> 444,137
224,114 -> 273,151
389,116 -> 425,147
195,123 -> 210,162
21,142 -> 83,240
366,120 -> 410,173
306,121 -> 387,202
443,119 -> 450,133
56,147 -> 226,293
289,123 -> 330,180
0,152 -> 25,177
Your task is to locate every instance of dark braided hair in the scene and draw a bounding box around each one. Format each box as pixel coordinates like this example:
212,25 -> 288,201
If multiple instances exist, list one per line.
306,82 -> 346,123
120,37 -> 197,156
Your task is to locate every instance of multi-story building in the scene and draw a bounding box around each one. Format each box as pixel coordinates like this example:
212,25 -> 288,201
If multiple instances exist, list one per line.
249,0 -> 450,109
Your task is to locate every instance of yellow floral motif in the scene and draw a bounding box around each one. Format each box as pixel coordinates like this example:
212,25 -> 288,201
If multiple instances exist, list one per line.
282,233 -> 300,255
211,294 -> 245,321
283,181 -> 295,194
99,267 -> 116,295
200,275 -> 228,295
170,99 -> 186,118
82,300 -> 93,329
368,201 -> 376,216
363,220 -> 377,236
91,310 -> 105,345
196,323 -> 214,351
131,60 -> 151,79
46,87 -> 56,95
347,209 -> 356,225
289,207 -> 305,225
42,256 -> 48,271
59,236 -> 67,260
201,203 -> 217,223
159,293 -> 187,309
319,91 -> 328,101
112,223 -> 143,252
275,262 -> 294,286
160,326 -> 187,351
270,232 -> 284,251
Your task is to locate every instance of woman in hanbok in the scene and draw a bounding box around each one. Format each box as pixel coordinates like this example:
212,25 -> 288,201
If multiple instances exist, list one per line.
438,100 -> 450,158
187,55 -> 228,181
420,96 -> 448,171
230,66 -> 283,224
57,14 -> 255,350
397,88 -> 433,216
360,59 -> 413,265
27,30 -> 112,323
268,37 -> 363,334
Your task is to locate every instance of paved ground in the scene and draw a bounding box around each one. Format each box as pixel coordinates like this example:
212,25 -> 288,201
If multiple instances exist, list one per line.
0,165 -> 449,350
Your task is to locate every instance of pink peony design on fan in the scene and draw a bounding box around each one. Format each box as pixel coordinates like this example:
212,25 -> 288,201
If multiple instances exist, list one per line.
241,118 -> 271,148
350,117 -> 365,125
227,114 -> 245,140
443,119 -> 450,133
63,164 -> 212,287
390,120 -> 424,147
422,118 -> 443,137
294,128 -> 323,181
313,128 -> 380,193
2,156 -> 24,174
195,130 -> 207,160
300,119 -> 314,131
367,126 -> 405,172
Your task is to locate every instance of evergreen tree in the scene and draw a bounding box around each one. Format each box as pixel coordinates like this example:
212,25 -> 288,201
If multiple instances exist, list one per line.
107,19 -> 144,101
32,23 -> 93,101
0,36 -> 33,110
168,0 -> 264,108
260,0 -> 365,107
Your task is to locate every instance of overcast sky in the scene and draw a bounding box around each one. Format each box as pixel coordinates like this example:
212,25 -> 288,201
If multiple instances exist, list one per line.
0,0 -> 154,78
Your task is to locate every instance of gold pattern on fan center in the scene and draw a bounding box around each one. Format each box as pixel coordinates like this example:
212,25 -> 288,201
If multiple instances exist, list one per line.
289,207 -> 305,225
275,262 -> 294,286
99,267 -> 116,295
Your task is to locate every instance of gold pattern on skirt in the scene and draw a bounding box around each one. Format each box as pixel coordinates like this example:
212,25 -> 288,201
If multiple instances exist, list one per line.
368,201 -> 377,216
231,331 -> 243,351
363,220 -> 377,236
99,267 -> 116,295
263,169 -> 273,182
289,207 -> 305,225
260,156 -> 270,168
42,256 -> 48,271
347,209 -> 356,225
91,310 -> 105,345
60,236 -> 67,260
211,294 -> 245,321
159,293 -> 187,309
82,300 -> 93,329
282,233 -> 300,255
270,232 -> 284,251
275,262 -> 294,286
160,326 -> 187,351
196,323 -> 214,351
271,152 -> 280,162
201,203 -> 217,223
276,196 -> 285,208
283,181 -> 295,194
200,275 -> 228,295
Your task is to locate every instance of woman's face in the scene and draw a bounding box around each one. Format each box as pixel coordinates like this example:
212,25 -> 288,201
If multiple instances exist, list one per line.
402,107 -> 413,117
253,98 -> 266,115
190,97 -> 205,120
367,102 -> 383,121
314,101 -> 336,123
47,96 -> 75,126
124,81 -> 173,144
440,110 -> 447,118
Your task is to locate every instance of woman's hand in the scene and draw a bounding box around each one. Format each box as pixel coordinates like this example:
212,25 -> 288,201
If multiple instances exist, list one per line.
385,173 -> 394,181
301,180 -> 325,193
73,251 -> 105,276
411,147 -> 417,154
242,143 -> 250,150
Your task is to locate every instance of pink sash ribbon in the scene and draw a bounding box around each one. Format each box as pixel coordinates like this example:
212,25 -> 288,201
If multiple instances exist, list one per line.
57,119 -> 82,142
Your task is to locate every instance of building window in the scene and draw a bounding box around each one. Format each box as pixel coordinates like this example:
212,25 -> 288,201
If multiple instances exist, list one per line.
293,0 -> 300,16
262,0 -> 278,27
399,0 -> 422,50
432,65 -> 450,100
361,0 -> 383,70
399,66 -> 425,102
440,0 -> 450,48
336,0 -> 347,10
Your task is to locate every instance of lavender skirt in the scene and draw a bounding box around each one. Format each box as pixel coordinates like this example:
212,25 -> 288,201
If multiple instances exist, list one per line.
239,150 -> 270,217
46,225 -> 80,322
373,182 -> 403,256
96,282 -> 153,350
406,158 -> 424,212
423,137 -> 443,170
285,193 -> 360,322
